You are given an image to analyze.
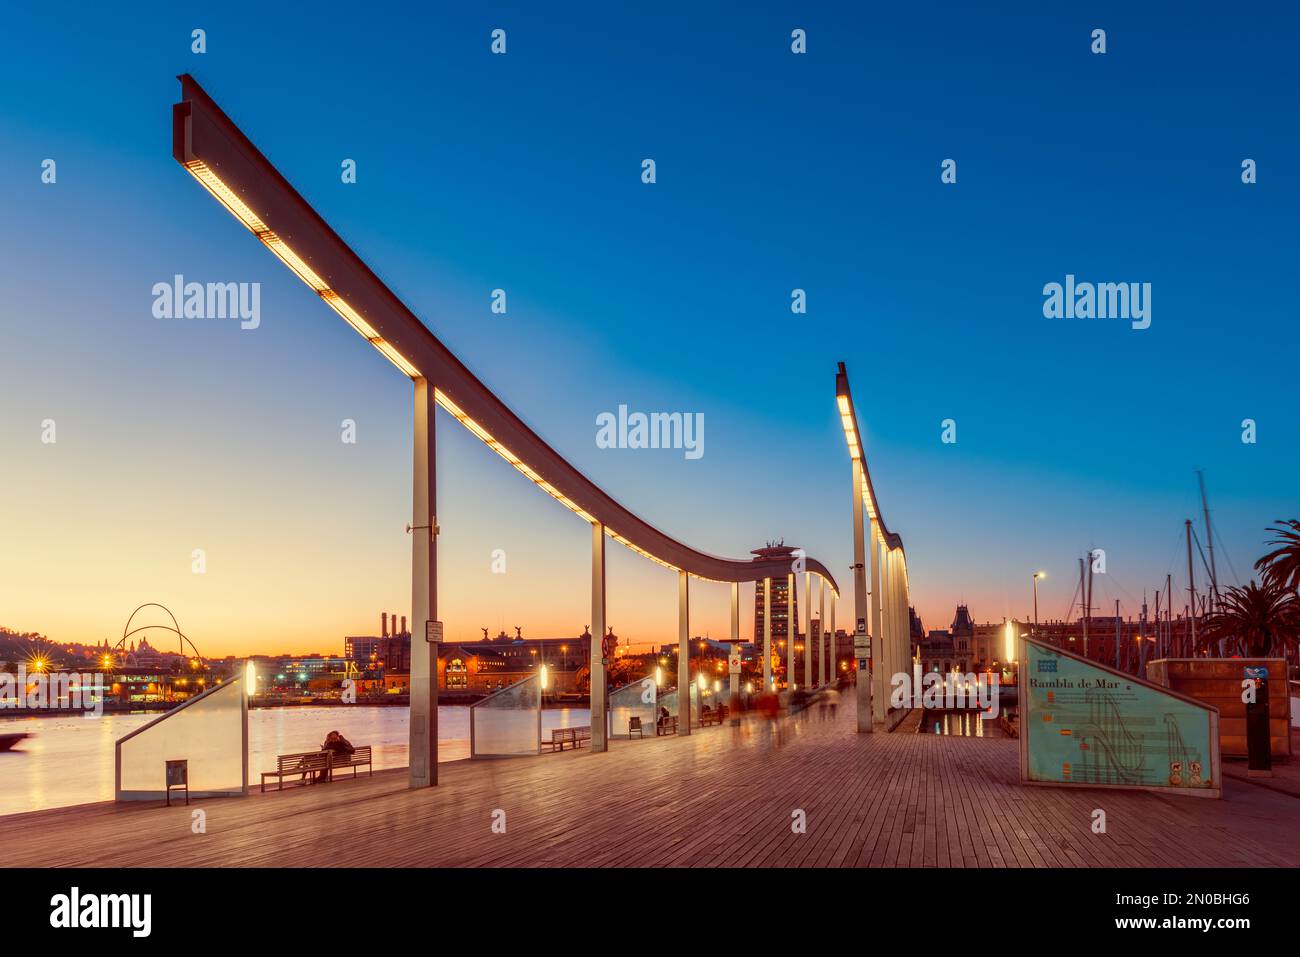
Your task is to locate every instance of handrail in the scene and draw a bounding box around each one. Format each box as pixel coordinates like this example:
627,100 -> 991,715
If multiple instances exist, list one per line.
173,75 -> 838,594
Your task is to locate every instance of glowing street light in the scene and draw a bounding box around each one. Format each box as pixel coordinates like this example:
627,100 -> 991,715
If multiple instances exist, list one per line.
1032,571 -> 1046,634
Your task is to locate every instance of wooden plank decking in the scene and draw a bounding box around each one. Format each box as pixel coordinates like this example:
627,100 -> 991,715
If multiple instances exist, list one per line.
2,703 -> 1298,867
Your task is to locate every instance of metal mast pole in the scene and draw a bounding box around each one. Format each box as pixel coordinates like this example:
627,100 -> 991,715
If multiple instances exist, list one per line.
1079,557 -> 1089,656
1198,471 -> 1220,611
1185,520 -> 1197,653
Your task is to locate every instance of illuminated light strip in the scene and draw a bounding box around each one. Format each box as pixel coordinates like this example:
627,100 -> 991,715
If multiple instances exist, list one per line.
184,155 -> 776,581
432,388 -> 597,525
608,530 -> 678,571
319,291 -> 379,340
262,233 -> 328,292
373,339 -> 419,378
184,160 -> 268,233
181,159 -> 418,379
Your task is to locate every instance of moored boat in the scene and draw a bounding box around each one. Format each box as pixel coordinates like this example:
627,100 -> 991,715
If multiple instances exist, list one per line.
0,733 -> 31,752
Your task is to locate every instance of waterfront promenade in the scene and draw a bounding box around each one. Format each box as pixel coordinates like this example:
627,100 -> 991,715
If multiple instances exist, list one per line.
4,704 -> 1298,867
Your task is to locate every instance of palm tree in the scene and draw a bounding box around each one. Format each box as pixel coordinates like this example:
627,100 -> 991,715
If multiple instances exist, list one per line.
1255,519 -> 1300,593
1197,580 -> 1300,658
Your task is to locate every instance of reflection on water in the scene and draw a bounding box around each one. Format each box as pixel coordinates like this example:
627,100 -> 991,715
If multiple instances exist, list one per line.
0,704 -> 589,816
919,709 -> 999,737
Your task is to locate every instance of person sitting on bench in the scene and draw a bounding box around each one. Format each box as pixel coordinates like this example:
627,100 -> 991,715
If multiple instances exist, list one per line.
318,730 -> 355,782
657,706 -> 670,731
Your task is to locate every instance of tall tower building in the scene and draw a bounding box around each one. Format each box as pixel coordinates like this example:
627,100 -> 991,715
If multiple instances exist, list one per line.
751,544 -> 800,645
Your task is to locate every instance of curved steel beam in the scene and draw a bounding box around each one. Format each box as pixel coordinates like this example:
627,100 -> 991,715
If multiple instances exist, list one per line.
835,362 -> 905,557
172,75 -> 837,594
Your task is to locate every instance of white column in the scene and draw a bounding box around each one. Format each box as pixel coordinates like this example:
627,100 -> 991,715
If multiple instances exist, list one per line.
678,569 -> 691,735
729,582 -> 740,720
895,559 -> 908,690
852,458 -> 872,732
763,576 -> 773,692
591,523 -> 607,752
803,570 -> 813,691
871,520 -> 886,724
879,546 -> 892,720
409,378 -> 438,788
786,572 -> 796,692
829,594 -> 836,684
818,577 -> 827,687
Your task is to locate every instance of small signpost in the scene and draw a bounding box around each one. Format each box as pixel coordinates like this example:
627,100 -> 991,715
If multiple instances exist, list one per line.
426,620 -> 443,644
165,759 -> 189,807
1244,666 -> 1272,777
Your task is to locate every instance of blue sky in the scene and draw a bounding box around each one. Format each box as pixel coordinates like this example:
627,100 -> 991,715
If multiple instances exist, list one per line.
1,2 -> 1297,653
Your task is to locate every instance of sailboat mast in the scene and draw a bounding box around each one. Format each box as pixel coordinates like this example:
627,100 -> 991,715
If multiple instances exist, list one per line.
1170,574 -> 1180,657
1185,519 -> 1197,652
1198,471 -> 1220,611
1079,556 -> 1089,656
1114,600 -> 1121,670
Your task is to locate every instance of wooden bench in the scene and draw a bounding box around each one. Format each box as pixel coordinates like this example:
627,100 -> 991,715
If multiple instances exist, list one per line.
328,745 -> 373,779
260,751 -> 332,792
656,715 -> 679,736
546,726 -> 592,752
629,717 -> 645,739
700,705 -> 728,727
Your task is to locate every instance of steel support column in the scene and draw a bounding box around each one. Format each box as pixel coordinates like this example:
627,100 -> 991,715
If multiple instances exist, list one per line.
871,519 -> 886,724
591,523 -> 607,752
852,458 -> 872,732
763,577 -> 773,692
786,572 -> 796,693
803,570 -> 813,691
678,569 -> 691,735
409,377 -> 438,788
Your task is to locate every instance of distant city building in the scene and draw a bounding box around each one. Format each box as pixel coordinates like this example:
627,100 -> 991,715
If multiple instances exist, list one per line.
918,630 -> 958,673
950,604 -> 974,665
346,612 -> 411,674
437,628 -> 602,694
909,608 -> 924,657
751,544 -> 800,645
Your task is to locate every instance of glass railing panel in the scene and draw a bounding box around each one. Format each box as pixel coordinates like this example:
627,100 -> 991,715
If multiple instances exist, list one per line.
470,674 -> 541,757
115,676 -> 247,801
607,676 -> 657,739
658,684 -> 700,728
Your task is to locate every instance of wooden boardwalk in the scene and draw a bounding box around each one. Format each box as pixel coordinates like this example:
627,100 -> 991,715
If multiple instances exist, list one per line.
3,703 -> 1298,867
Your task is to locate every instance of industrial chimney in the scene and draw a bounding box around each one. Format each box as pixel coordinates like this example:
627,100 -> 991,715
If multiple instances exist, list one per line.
382,612 -> 388,638
392,612 -> 398,637
400,615 -> 407,637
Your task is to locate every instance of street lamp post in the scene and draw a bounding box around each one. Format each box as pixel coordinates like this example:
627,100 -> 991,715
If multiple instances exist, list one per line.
1032,571 -> 1045,636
